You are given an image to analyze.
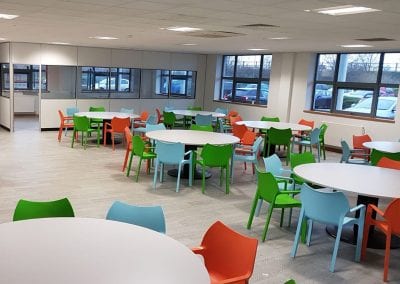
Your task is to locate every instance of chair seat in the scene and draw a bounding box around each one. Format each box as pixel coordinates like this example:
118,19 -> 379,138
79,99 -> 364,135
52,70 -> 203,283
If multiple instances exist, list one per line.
274,195 -> 301,207
208,271 -> 235,284
142,152 -> 156,159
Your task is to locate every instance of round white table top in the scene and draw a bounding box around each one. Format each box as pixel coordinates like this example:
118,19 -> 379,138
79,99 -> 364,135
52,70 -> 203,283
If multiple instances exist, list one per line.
146,129 -> 240,146
75,111 -> 139,120
236,120 -> 311,131
294,163 -> 400,198
172,110 -> 226,118
363,141 -> 400,153
0,218 -> 209,284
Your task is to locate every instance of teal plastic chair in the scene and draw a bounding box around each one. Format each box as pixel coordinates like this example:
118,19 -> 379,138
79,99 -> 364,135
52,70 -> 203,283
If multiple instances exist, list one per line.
64,107 -> 79,136
126,135 -> 157,182
71,116 -> 100,149
291,184 -> 365,272
196,144 -> 233,194
146,123 -> 166,132
214,108 -> 228,131
120,107 -> 134,114
106,201 -> 166,233
134,115 -> 158,134
319,123 -> 328,160
247,169 -> 301,241
339,140 -> 369,164
266,127 -> 292,165
292,128 -> 321,162
290,152 -> 316,187
13,198 -> 75,221
231,136 -> 263,182
195,114 -> 213,126
153,141 -> 193,192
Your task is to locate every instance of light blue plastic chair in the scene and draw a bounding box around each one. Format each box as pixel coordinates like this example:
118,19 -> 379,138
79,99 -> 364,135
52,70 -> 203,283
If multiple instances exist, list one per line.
106,201 -> 166,233
195,114 -> 213,126
134,114 -> 158,134
120,107 -> 134,114
153,141 -> 192,192
292,128 -> 321,162
290,184 -> 365,272
164,106 -> 174,112
146,123 -> 166,132
65,107 -> 79,136
231,136 -> 263,183
339,140 -> 370,164
215,107 -> 228,115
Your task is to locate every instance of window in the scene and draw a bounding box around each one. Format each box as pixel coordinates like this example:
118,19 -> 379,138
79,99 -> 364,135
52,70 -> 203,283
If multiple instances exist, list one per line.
312,53 -> 399,120
41,65 -> 77,99
0,64 -> 46,91
220,54 -> 271,106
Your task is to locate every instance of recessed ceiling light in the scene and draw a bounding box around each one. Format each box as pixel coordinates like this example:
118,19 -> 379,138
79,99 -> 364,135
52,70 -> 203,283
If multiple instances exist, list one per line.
181,43 -> 198,46
50,42 -> 70,45
163,26 -> 202,32
312,5 -> 380,16
89,36 -> 118,40
339,44 -> 373,48
0,13 -> 19,20
269,37 -> 290,40
0,37 -> 7,41
247,48 -> 268,51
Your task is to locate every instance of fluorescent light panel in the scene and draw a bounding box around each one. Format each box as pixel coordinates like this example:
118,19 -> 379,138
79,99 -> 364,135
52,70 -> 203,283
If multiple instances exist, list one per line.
247,48 -> 268,51
0,37 -> 7,41
165,26 -> 202,32
50,42 -> 70,45
313,5 -> 380,16
0,13 -> 19,20
340,44 -> 373,48
89,36 -> 118,40
269,37 -> 289,40
181,43 -> 198,46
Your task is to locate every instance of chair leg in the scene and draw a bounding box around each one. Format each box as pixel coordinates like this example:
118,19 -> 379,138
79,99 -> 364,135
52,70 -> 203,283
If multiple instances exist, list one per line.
306,219 -> 313,246
361,223 -> 370,261
135,158 -> 143,182
126,152 -> 134,177
176,163 -> 182,192
355,222 -> 364,262
290,208 -> 305,258
160,163 -> 164,182
153,159 -> 159,189
383,233 -> 391,282
225,165 -> 229,194
58,125 -> 63,142
122,148 -> 130,172
71,130 -> 76,148
280,208 -> 285,227
111,133 -> 115,150
247,195 -> 260,229
262,204 -> 274,242
255,199 -> 263,217
201,166 -> 206,194
330,223 -> 343,272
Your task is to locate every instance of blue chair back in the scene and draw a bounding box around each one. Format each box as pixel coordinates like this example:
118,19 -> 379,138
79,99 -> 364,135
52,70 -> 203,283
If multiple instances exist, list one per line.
195,114 -> 213,126
120,107 -> 134,114
300,184 -> 350,225
252,136 -> 263,153
106,201 -> 166,233
215,107 -> 228,115
309,128 -> 321,144
164,106 -> 174,112
155,141 -> 185,164
263,154 -> 283,176
146,123 -> 166,132
340,140 -> 351,163
146,114 -> 158,125
66,107 -> 79,116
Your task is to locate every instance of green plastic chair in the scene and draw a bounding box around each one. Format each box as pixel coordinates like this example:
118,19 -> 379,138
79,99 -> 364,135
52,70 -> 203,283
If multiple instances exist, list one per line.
196,144 -> 233,194
163,111 -> 176,129
259,116 -> 280,135
89,106 -> 105,128
247,169 -> 301,241
126,135 -> 157,182
190,124 -> 213,132
266,127 -> 292,165
290,152 -> 316,187
370,149 -> 400,166
319,123 -> 328,160
13,198 -> 75,221
71,116 -> 100,149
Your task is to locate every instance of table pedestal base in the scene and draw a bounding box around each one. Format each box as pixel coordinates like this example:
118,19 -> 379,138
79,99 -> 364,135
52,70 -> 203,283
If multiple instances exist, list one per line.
167,166 -> 211,180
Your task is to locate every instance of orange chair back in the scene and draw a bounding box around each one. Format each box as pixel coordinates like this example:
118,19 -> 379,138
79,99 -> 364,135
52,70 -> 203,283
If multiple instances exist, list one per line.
298,119 -> 314,129
383,199 -> 400,234
199,221 -> 258,282
140,111 -> 149,121
230,115 -> 242,125
232,123 -> 248,140
227,110 -> 238,118
124,126 -> 132,147
58,110 -> 65,121
111,117 -> 131,132
353,134 -> 372,150
155,108 -> 162,123
377,157 -> 400,170
241,130 -> 256,146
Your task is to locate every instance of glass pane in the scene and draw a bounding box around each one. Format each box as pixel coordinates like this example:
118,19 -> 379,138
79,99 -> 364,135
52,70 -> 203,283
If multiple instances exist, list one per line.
140,69 -> 168,99
42,65 -> 76,99
171,79 -> 186,95
236,55 -> 261,78
110,68 -> 140,99
171,71 -> 186,75
260,81 -> 269,105
338,88 -> 374,113
118,74 -> 130,91
233,83 -> 258,104
337,53 -> 380,83
377,87 -> 397,119
94,76 -> 109,91
220,79 -> 232,101
381,53 -> 400,84
262,55 -> 272,78
14,73 -> 28,89
316,54 -> 337,81
223,56 -> 235,77
94,67 -> 109,73
313,83 -> 333,111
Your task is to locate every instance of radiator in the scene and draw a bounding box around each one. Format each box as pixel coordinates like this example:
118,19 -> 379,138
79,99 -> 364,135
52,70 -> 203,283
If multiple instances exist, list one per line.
322,121 -> 365,147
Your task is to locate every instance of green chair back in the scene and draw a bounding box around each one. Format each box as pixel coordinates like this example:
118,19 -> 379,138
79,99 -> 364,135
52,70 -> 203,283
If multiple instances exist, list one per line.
188,106 -> 202,111
163,111 -> 176,128
201,144 -> 232,167
190,124 -> 213,132
256,169 -> 280,203
370,149 -> 400,166
71,116 -> 100,149
89,106 -> 105,112
290,152 -> 316,185
13,198 -> 75,221
267,127 -> 292,165
133,135 -> 146,156
261,116 -> 280,122
127,135 -> 157,182
73,115 -> 90,131
319,123 -> 328,160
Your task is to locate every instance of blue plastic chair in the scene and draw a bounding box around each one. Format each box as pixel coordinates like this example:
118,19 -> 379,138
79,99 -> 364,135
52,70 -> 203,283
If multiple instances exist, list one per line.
195,114 -> 213,126
292,128 -> 321,162
215,107 -> 228,115
340,140 -> 370,164
134,114 -> 158,134
64,107 -> 79,136
106,201 -> 166,233
153,141 -> 193,192
120,107 -> 134,114
231,136 -> 263,182
290,184 -> 365,272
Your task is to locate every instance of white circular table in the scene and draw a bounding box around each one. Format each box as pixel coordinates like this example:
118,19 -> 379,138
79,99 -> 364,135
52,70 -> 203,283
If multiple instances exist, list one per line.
75,111 -> 139,120
236,121 -> 311,131
363,141 -> 400,154
172,110 -> 226,118
0,218 -> 209,284
146,129 -> 240,146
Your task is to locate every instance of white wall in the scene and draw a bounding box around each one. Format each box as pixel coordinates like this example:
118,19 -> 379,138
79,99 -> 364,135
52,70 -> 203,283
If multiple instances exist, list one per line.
0,96 -> 11,129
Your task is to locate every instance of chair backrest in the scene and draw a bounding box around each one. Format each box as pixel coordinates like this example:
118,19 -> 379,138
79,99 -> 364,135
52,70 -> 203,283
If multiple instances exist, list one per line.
106,201 -> 166,233
230,115 -> 243,125
382,199 -> 400,234
298,119 -> 314,129
215,107 -> 228,115
146,114 -> 157,125
252,136 -> 263,153
319,123 -> 328,140
353,134 -> 372,149
290,152 -> 316,170
66,107 -> 79,116
195,114 -> 213,126
232,124 -> 248,139
377,157 -> 400,170
256,169 -> 281,203
164,106 -> 174,112
163,111 -> 176,127
201,144 -> 233,167
300,184 -> 350,225
261,116 -> 280,122
308,128 -> 321,144
241,130 -> 256,146
263,154 -> 283,176
124,126 -> 132,147
139,111 -> 149,121
146,123 -> 166,132
340,140 -> 351,163
155,141 -> 185,164
198,221 -> 258,282
111,117 -> 131,132
155,108 -> 162,123
370,149 -> 400,166
73,116 -> 90,131
190,124 -> 213,132
188,106 -> 202,111
13,198 -> 75,221
89,106 -> 105,112
268,127 -> 292,145
58,110 -> 66,120
120,107 -> 134,114
132,135 -> 146,156
227,110 -> 238,118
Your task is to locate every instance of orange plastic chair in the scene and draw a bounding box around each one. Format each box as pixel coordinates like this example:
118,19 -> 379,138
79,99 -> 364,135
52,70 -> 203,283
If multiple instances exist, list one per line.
103,117 -> 131,150
122,126 -> 132,172
377,157 -> 400,170
57,110 -> 74,142
133,111 -> 149,128
155,108 -> 163,123
294,118 -> 314,138
352,134 -> 372,159
230,115 -> 242,126
241,130 -> 256,146
361,198 -> 400,282
192,221 -> 258,284
232,123 -> 248,140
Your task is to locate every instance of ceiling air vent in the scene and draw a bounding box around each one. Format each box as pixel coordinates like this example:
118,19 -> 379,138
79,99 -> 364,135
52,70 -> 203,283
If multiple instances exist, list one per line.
184,30 -> 245,38
238,23 -> 279,29
356,37 -> 395,42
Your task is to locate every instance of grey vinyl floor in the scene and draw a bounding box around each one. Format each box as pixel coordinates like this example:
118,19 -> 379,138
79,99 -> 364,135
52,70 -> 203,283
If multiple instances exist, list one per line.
0,119 -> 398,283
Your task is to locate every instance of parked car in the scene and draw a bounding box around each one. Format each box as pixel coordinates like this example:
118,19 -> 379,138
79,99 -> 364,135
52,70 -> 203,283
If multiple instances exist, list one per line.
344,96 -> 397,119
314,89 -> 372,110
225,87 -> 268,104
96,78 -> 130,91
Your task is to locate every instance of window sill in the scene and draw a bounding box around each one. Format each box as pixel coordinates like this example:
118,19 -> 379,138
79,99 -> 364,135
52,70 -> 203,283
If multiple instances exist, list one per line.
304,110 -> 395,124
213,100 -> 267,108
